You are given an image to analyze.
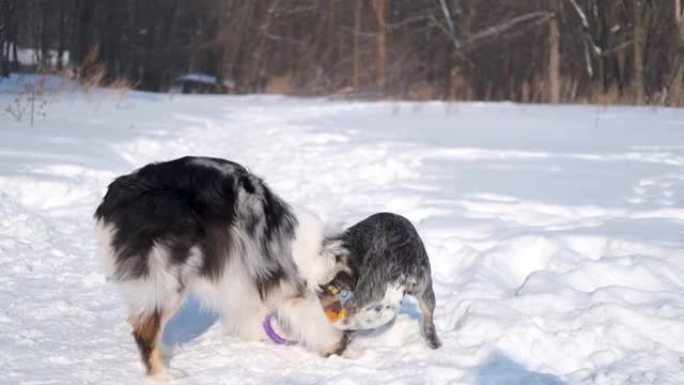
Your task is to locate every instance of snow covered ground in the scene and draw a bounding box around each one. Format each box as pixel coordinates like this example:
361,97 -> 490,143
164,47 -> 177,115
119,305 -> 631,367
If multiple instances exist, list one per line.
1,75 -> 684,385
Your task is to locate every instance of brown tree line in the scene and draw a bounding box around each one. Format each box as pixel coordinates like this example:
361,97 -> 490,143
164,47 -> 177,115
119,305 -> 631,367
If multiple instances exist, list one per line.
1,0 -> 683,105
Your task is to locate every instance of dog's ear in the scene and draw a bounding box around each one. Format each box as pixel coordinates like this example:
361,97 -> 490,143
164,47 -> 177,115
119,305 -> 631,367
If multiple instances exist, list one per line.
332,270 -> 357,291
319,238 -> 357,286
321,239 -> 349,264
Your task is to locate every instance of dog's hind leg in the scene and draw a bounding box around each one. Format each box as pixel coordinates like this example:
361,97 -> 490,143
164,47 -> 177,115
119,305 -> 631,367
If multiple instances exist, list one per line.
129,293 -> 186,379
416,285 -> 441,349
131,310 -> 164,376
129,292 -> 187,380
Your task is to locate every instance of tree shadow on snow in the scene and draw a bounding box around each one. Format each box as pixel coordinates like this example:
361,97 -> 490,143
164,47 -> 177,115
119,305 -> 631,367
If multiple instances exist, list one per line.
162,294 -> 219,347
476,353 -> 565,385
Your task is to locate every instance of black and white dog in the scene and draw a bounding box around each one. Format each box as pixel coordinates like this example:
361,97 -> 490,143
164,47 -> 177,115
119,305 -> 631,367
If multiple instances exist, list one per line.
323,213 -> 442,349
94,156 -> 349,379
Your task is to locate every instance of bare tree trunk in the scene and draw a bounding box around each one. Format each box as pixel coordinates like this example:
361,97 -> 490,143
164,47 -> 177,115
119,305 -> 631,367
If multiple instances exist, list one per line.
548,13 -> 561,103
57,1 -> 66,71
666,0 -> 684,105
632,0 -> 645,104
352,0 -> 361,90
373,0 -> 386,92
73,0 -> 94,73
9,0 -> 17,73
0,0 -> 12,77
39,1 -> 50,71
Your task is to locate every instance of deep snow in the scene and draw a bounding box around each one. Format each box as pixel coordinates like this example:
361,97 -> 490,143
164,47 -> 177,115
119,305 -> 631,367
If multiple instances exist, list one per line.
1,75 -> 684,385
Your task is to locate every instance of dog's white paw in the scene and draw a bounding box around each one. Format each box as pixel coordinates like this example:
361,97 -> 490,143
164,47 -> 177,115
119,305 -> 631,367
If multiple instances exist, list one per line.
147,368 -> 188,382
342,346 -> 363,359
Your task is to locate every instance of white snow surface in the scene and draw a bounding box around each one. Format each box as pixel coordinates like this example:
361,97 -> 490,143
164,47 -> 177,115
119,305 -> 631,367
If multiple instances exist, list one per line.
1,75 -> 684,385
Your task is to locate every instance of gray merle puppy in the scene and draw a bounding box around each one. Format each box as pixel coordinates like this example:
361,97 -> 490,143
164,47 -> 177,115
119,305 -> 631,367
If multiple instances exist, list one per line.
323,212 -> 442,349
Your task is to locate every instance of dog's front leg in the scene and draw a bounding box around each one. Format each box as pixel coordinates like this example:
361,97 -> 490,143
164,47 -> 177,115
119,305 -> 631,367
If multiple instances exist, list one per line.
275,294 -> 349,356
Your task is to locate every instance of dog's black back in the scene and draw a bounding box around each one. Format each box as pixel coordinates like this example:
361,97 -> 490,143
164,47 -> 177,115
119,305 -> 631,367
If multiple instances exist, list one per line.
94,156 -> 296,289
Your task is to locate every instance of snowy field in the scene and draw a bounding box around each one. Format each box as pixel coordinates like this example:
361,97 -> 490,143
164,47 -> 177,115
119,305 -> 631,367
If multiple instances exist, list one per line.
1,75 -> 684,385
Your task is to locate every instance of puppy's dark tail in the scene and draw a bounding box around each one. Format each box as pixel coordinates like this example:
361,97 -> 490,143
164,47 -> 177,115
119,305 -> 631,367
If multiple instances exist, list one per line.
415,280 -> 442,349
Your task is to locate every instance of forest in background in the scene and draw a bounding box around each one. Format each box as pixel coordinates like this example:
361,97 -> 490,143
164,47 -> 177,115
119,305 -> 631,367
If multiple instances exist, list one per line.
1,0 -> 684,105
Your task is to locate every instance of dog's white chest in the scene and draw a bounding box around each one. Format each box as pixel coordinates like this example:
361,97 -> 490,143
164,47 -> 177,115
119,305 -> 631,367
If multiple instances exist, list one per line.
335,283 -> 405,330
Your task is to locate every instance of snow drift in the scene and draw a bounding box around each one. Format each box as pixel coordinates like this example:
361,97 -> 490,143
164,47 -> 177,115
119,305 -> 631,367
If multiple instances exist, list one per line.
1,75 -> 683,384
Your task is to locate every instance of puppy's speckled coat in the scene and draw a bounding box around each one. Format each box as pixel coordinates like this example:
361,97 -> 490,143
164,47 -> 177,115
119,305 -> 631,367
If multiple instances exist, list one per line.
325,212 -> 441,349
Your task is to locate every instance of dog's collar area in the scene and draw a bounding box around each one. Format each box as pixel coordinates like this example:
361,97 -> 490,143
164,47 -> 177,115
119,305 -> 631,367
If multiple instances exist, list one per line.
320,284 -> 354,304
323,284 -> 341,296
263,314 -> 297,346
